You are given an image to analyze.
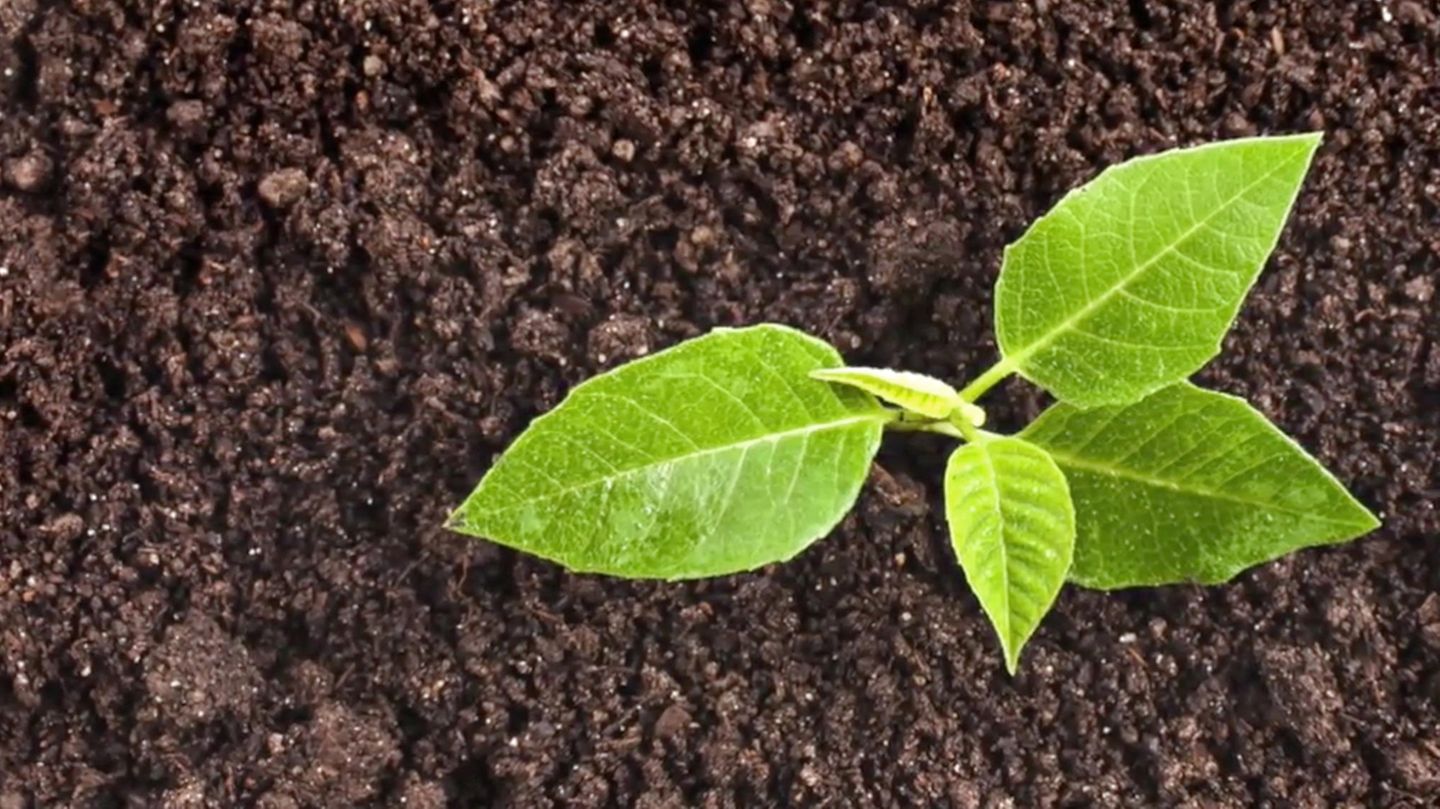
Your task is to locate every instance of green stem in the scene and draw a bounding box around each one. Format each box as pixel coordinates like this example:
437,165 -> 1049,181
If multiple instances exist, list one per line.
949,410 -> 979,442
958,357 -> 1017,403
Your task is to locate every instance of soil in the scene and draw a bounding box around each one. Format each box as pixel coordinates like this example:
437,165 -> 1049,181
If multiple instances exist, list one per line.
1,0 -> 1438,806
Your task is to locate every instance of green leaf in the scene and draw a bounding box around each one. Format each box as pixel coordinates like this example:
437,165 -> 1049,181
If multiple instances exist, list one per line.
809,366 -> 986,425
448,324 -> 891,580
994,134 -> 1322,407
944,435 -> 1075,674
1022,383 -> 1380,589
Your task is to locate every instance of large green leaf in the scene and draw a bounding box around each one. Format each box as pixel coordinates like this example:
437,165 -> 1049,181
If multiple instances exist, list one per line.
994,134 -> 1321,407
944,436 -> 1075,674
1022,383 -> 1380,589
810,366 -> 986,425
448,324 -> 890,579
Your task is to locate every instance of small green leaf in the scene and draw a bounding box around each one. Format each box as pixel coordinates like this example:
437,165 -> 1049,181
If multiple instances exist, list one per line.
995,134 -> 1322,407
1022,383 -> 1380,589
809,366 -> 985,425
448,324 -> 891,579
944,435 -> 1075,674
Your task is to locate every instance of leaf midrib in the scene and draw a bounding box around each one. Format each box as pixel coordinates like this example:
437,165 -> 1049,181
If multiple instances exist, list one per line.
1044,448 -> 1369,528
1002,150 -> 1304,369
478,413 -> 887,515
975,442 -> 1013,646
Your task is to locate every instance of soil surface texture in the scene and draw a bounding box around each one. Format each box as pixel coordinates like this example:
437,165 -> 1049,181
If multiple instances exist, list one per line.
2,0 -> 1439,806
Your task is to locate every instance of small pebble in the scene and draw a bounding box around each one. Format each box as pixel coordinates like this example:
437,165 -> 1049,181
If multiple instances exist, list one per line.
41,513 -> 85,542
258,168 -> 310,208
4,152 -> 52,192
1403,275 -> 1433,303
653,704 -> 691,739
343,322 -> 368,351
166,99 -> 207,130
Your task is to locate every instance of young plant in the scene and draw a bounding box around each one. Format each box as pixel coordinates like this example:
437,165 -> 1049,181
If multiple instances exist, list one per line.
449,134 -> 1380,672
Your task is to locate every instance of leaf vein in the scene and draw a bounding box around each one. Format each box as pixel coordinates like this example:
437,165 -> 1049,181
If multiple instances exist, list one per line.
480,415 -> 883,516
1047,449 -> 1366,528
1007,153 -> 1305,366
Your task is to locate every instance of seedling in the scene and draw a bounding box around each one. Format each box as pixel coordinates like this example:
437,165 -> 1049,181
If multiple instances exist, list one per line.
450,134 -> 1379,672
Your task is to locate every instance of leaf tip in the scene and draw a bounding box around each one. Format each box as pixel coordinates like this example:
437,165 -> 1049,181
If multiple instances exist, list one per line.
443,505 -> 471,534
1334,484 -> 1382,536
1002,645 -> 1022,677
1256,130 -> 1323,157
1272,131 -> 1325,176
1293,130 -> 1325,163
1357,504 -> 1383,534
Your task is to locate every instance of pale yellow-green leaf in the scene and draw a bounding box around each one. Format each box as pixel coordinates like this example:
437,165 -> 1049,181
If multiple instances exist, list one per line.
944,435 -> 1075,673
809,366 -> 985,425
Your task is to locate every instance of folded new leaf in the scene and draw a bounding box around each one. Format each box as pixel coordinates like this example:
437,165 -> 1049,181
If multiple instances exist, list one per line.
447,325 -> 890,579
944,435 -> 1075,673
809,366 -> 986,426
995,134 -> 1322,407
1022,383 -> 1380,589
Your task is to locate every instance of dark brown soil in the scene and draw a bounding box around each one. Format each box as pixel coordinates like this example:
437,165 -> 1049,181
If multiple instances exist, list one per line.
2,0 -> 1438,806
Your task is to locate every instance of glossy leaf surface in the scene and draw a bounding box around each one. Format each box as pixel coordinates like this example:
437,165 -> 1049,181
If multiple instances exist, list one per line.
1022,383 -> 1380,589
944,436 -> 1075,673
995,134 -> 1322,406
449,325 -> 890,579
